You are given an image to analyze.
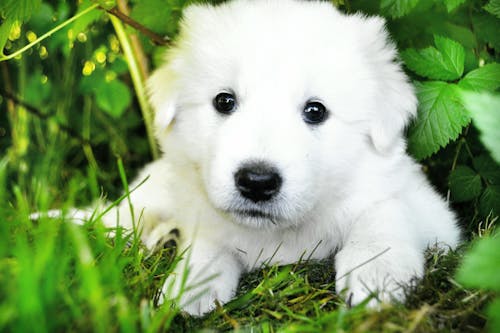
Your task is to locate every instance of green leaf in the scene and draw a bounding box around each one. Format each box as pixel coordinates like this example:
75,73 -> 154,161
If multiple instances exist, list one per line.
457,236 -> 500,291
380,0 -> 420,18
479,185 -> 500,217
444,0 -> 466,12
402,48 -> 449,79
401,36 -> 464,80
131,0 -> 169,34
0,17 -> 15,57
95,79 -> 132,119
24,70 -> 52,107
79,70 -> 105,94
486,298 -> 500,333
459,63 -> 500,92
473,13 -> 500,51
441,22 -> 477,50
69,0 -> 104,41
130,0 -> 186,36
449,166 -> 483,202
0,0 -> 41,22
80,68 -> 132,119
408,82 -> 471,160
41,2 -> 70,55
28,3 -> 55,32
473,155 -> 500,185
94,0 -> 116,10
484,0 -> 500,19
109,57 -> 129,75
434,35 -> 465,78
460,91 -> 500,163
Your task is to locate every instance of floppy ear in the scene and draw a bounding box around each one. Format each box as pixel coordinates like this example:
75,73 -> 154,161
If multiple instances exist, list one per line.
147,3 -> 213,132
147,64 -> 178,131
358,16 -> 418,152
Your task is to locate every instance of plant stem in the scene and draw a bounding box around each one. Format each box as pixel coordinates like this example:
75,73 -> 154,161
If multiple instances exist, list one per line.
83,95 -> 99,171
0,4 -> 99,62
109,14 -> 159,160
104,7 -> 169,46
115,0 -> 150,88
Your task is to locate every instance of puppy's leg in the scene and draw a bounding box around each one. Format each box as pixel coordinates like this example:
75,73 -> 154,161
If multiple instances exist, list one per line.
335,201 -> 424,307
159,240 -> 242,316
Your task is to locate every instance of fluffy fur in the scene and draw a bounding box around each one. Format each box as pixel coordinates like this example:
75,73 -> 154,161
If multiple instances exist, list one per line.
98,0 -> 460,316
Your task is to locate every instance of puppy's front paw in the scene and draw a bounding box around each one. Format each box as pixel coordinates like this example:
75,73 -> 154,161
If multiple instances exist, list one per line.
159,269 -> 237,316
158,255 -> 241,316
336,269 -> 403,308
335,248 -> 423,308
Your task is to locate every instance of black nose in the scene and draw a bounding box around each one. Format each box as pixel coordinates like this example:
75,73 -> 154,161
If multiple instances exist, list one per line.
234,163 -> 282,203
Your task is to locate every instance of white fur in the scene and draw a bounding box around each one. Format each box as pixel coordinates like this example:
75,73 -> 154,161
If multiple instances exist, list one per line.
98,0 -> 460,316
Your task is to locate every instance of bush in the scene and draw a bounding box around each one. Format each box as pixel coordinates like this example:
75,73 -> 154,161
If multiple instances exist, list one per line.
0,0 -> 498,331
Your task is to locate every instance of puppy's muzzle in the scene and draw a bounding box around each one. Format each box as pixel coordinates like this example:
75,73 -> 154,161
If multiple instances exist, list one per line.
234,162 -> 282,203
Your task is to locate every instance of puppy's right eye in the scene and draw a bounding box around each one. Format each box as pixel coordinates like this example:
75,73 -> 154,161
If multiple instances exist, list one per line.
302,101 -> 328,125
213,92 -> 237,115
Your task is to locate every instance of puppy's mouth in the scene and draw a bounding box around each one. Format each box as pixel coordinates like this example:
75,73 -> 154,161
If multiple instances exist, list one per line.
225,207 -> 280,226
232,209 -> 275,220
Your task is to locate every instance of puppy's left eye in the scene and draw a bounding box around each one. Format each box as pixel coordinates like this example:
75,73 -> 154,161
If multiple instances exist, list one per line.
213,92 -> 237,115
302,101 -> 328,125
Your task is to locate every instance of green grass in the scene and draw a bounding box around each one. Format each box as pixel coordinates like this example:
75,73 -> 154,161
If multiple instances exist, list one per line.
1,0 -> 498,330
0,155 -> 491,332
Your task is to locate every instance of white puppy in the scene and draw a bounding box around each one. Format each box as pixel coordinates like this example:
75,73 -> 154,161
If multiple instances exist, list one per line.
99,0 -> 460,316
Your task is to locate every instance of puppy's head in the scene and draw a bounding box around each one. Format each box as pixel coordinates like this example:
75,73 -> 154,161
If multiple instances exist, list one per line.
148,0 -> 417,229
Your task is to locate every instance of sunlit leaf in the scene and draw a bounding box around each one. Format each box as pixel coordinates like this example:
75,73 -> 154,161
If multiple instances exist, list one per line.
457,235 -> 500,291
0,17 -> 15,56
484,0 -> 500,19
95,79 -> 132,119
461,91 -> 500,163
401,36 -> 465,80
443,0 -> 466,12
486,298 -> 500,333
0,0 -> 41,22
380,0 -> 419,18
459,63 -> 500,92
408,82 -> 470,160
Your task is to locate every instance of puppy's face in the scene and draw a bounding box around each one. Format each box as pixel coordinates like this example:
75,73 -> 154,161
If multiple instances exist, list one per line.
148,0 -> 416,229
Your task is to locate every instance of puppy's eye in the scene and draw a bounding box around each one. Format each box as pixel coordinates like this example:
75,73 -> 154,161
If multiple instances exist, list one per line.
302,101 -> 328,124
213,92 -> 237,115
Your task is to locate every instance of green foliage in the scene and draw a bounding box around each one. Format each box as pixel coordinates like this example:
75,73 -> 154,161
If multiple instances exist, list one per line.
479,185 -> 500,218
459,63 -> 500,92
444,0 -> 467,12
472,12 -> 500,51
0,0 -> 41,22
484,0 -> 500,18
450,154 -> 500,218
0,202 -> 178,332
449,166 -> 483,202
487,299 -> 500,333
401,35 -> 465,81
81,71 -> 132,119
130,0 -> 187,36
382,1 -> 500,163
461,92 -> 500,163
457,235 -> 500,291
0,0 -> 44,55
457,234 -> 500,332
0,0 -> 499,331
407,81 -> 470,160
380,0 -> 420,18
70,1 -> 105,40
